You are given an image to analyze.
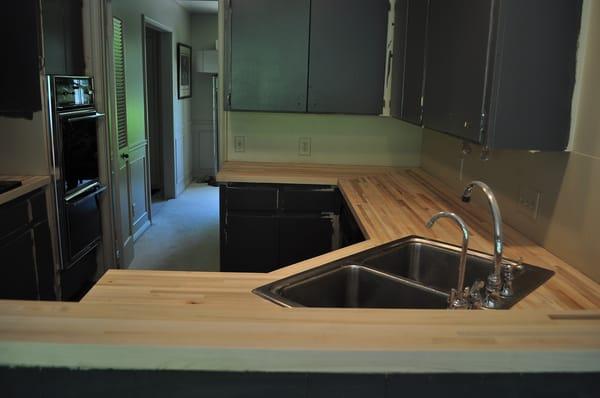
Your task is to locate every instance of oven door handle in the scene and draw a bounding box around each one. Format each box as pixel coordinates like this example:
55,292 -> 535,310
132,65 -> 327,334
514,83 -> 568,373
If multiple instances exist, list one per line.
65,182 -> 107,205
66,112 -> 105,123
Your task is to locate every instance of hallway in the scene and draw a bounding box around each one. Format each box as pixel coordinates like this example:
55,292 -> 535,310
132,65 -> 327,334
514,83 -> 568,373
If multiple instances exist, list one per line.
129,184 -> 220,271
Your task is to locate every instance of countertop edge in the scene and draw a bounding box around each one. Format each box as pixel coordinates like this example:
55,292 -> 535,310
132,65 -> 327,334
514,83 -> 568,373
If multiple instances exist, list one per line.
1,341 -> 599,373
0,175 -> 51,206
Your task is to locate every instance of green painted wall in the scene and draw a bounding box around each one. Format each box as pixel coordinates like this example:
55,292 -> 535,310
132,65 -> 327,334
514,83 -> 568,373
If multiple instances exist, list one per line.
112,0 -> 193,193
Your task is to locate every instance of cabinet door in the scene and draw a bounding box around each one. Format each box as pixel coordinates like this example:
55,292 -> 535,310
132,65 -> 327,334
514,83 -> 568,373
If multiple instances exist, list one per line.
279,215 -> 334,267
423,0 -> 494,142
0,230 -> 38,300
307,0 -> 388,114
222,214 -> 278,273
230,0 -> 310,112
391,0 -> 429,124
42,0 -> 85,75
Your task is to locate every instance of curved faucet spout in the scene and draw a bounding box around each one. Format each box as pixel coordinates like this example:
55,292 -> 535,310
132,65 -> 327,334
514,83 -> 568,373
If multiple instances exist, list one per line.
461,181 -> 503,278
462,181 -> 504,308
426,211 -> 470,308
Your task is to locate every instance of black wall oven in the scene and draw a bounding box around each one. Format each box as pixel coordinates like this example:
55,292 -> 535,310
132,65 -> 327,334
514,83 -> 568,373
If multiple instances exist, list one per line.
48,76 -> 106,301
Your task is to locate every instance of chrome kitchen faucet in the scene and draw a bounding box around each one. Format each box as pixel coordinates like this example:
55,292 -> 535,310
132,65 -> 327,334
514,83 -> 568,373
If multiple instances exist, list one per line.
426,211 -> 482,309
461,181 -> 508,309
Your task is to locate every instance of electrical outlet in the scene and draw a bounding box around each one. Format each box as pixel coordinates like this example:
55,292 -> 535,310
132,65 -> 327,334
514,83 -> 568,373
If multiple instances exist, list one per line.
234,136 -> 245,152
518,187 -> 541,220
299,137 -> 311,156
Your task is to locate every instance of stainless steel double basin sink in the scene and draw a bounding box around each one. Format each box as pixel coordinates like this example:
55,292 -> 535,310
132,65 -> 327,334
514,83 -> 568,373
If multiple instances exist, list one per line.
253,236 -> 554,310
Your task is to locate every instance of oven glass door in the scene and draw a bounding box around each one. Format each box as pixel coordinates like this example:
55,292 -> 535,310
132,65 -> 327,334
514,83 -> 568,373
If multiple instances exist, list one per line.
60,112 -> 100,194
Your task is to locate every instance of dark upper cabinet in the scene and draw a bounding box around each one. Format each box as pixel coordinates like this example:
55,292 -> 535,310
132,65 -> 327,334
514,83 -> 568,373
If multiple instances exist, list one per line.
228,0 -> 388,115
0,1 -> 41,119
229,0 -> 310,112
390,0 -> 429,125
423,0 -> 582,150
423,0 -> 493,143
307,0 -> 388,114
42,0 -> 85,76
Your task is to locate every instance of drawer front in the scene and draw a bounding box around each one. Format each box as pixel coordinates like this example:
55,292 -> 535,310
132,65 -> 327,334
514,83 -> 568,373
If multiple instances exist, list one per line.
223,184 -> 278,211
0,196 -> 30,241
279,185 -> 339,213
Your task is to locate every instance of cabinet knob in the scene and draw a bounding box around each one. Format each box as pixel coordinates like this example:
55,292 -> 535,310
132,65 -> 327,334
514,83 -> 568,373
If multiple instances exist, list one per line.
121,153 -> 129,159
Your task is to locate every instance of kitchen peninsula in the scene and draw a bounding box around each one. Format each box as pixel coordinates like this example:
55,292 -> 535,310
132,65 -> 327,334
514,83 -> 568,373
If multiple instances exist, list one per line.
1,162 -> 599,377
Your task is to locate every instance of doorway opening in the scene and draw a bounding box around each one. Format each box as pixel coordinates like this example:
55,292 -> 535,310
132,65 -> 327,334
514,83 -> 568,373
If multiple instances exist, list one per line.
142,17 -> 176,221
144,26 -> 165,214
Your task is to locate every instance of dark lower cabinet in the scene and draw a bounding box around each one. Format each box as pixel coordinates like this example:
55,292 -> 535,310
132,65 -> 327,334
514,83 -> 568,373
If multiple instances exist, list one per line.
2,368 -> 598,398
33,221 -> 56,300
222,214 -> 278,273
0,230 -> 38,300
0,189 -> 56,300
220,183 -> 363,273
279,215 -> 334,267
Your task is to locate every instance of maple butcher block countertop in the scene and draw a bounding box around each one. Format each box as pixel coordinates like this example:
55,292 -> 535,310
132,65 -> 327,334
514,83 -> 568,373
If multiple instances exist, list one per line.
0,175 -> 51,206
1,162 -> 600,373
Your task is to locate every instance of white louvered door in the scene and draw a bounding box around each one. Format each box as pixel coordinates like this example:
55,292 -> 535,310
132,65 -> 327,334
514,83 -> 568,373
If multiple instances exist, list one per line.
112,16 -> 134,267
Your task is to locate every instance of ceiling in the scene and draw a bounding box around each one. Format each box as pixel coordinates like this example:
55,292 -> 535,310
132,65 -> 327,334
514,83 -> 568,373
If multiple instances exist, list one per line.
176,0 -> 218,14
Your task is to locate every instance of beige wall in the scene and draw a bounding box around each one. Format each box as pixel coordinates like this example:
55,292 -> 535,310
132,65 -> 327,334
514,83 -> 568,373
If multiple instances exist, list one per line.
421,1 -> 600,282
226,112 -> 422,166
0,113 -> 49,175
191,13 -> 218,178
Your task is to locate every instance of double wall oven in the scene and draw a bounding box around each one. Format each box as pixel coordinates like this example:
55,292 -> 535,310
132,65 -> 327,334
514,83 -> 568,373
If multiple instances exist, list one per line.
47,76 -> 106,300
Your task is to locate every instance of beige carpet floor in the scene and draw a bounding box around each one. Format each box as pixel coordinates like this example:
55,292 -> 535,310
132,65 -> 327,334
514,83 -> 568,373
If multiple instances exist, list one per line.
128,183 -> 220,271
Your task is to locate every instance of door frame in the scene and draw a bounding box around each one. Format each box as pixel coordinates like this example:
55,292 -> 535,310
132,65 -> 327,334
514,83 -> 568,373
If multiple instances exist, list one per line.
79,0 -> 119,271
141,15 -> 176,224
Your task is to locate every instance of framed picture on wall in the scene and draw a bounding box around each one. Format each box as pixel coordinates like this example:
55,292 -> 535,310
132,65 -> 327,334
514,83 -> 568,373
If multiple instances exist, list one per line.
177,43 -> 192,99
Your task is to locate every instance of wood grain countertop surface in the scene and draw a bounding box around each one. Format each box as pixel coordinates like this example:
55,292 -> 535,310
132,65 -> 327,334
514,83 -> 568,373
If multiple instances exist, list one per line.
1,162 -> 599,373
0,175 -> 51,206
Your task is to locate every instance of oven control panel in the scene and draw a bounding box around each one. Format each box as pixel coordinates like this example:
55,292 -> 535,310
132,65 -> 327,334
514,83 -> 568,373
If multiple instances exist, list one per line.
54,76 -> 94,109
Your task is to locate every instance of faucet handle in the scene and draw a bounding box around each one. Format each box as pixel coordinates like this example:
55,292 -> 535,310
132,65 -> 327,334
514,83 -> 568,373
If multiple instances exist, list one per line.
449,288 -> 470,310
500,261 -> 518,297
468,280 -> 485,309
